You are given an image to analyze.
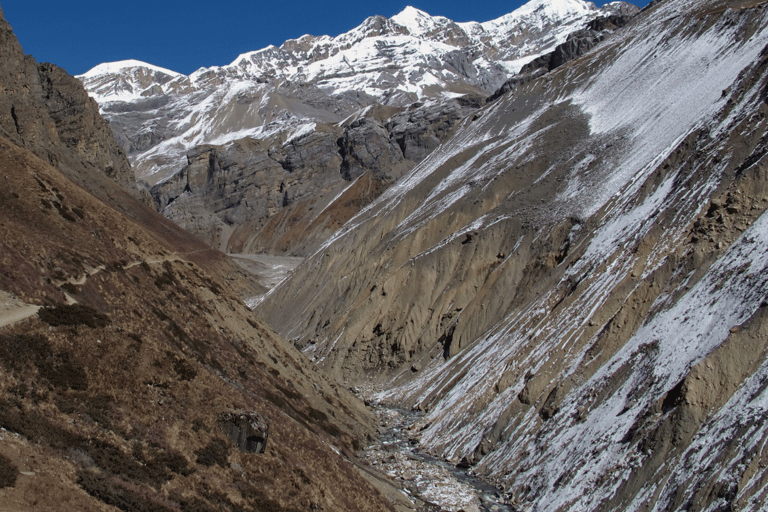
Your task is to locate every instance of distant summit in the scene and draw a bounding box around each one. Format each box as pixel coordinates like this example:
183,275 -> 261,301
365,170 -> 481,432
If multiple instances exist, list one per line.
81,59 -> 181,78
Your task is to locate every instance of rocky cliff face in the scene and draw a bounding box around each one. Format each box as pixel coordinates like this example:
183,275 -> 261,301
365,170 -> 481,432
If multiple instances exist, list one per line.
257,0 -> 768,509
149,96 -> 483,254
0,6 -> 138,200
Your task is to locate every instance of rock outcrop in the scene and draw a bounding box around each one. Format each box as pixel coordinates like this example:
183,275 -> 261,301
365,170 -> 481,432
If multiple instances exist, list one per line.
0,6 -> 138,199
150,96 -> 482,255
337,118 -> 407,182
490,13 -> 635,102
218,410 -> 270,454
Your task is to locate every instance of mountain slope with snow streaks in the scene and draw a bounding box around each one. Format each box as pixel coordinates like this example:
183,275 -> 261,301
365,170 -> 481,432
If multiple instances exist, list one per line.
258,0 -> 768,509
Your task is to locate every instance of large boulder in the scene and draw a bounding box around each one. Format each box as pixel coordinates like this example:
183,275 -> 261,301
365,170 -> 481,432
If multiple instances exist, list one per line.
218,410 -> 270,454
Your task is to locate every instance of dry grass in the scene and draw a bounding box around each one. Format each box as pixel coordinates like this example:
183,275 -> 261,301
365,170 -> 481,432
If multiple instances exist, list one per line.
0,452 -> 19,489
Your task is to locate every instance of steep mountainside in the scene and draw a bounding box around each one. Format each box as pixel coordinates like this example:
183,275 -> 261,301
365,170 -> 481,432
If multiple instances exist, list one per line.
0,9 -> 140,201
78,0 -> 638,255
0,6 -> 393,511
258,0 -> 768,509
0,136 -> 390,512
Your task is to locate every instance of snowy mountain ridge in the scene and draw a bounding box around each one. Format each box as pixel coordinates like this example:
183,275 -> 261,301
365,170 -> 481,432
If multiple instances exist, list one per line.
80,59 -> 181,79
83,0 -> 610,103
77,0 -> 635,184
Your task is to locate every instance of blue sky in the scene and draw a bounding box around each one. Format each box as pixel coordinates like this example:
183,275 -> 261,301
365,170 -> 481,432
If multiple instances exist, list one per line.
3,0 -> 647,76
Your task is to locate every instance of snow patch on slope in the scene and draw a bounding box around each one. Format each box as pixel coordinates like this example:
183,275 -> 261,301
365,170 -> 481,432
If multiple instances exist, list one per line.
502,208 -> 768,512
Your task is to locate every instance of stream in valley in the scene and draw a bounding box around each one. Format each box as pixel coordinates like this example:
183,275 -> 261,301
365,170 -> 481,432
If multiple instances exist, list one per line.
360,403 -> 517,512
234,253 -> 514,510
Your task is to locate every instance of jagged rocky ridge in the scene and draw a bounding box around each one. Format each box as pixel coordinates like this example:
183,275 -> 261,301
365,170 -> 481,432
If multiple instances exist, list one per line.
257,0 -> 768,509
0,5 -> 395,511
79,0 -> 638,255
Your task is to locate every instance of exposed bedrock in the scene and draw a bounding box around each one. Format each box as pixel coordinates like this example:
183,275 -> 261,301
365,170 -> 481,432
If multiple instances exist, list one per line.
150,96 -> 483,255
0,7 -> 140,200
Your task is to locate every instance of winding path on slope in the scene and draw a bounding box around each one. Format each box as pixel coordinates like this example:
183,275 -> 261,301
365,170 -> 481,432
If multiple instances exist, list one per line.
0,249 -> 213,329
0,290 -> 41,329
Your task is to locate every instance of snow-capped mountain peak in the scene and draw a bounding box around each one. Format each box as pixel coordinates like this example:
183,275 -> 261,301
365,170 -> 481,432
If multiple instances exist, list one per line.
81,59 -> 181,79
512,0 -> 598,19
78,0 -> 636,183
391,6 -> 448,36
79,60 -> 184,103
470,0 -> 599,41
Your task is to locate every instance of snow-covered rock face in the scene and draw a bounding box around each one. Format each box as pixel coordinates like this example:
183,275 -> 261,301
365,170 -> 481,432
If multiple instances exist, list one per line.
79,60 -> 182,103
77,0 -> 631,184
257,0 -> 768,509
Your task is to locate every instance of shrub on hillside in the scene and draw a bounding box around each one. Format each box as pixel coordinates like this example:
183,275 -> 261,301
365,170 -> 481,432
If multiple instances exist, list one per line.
38,303 -> 110,328
0,453 -> 18,488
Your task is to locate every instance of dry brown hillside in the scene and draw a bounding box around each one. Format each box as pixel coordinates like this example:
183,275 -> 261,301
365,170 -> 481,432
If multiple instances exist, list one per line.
0,126 -> 390,511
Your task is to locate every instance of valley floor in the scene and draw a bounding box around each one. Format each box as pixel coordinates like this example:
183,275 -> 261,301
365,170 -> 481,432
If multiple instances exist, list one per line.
358,399 -> 517,512
232,254 -> 510,511
229,253 -> 304,308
